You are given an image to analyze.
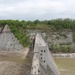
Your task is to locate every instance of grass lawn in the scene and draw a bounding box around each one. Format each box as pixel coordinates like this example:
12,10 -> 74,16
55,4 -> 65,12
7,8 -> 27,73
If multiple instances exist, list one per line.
54,58 -> 75,75
0,55 -> 32,64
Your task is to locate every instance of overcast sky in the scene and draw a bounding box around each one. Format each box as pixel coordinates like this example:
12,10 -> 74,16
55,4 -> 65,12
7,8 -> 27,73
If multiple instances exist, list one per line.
0,0 -> 75,21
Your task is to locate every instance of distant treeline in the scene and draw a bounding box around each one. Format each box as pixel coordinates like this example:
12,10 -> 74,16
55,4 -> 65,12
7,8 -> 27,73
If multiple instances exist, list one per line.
26,18 -> 75,31
0,18 -> 75,47
0,18 -> 75,30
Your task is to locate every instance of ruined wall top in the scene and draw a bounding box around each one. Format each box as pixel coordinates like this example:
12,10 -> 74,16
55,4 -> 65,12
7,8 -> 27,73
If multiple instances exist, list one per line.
35,34 -> 46,46
31,34 -> 60,75
2,25 -> 11,33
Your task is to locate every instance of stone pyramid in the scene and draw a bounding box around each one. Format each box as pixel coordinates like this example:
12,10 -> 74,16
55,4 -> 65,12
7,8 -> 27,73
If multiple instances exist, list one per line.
2,25 -> 11,33
0,25 -> 24,51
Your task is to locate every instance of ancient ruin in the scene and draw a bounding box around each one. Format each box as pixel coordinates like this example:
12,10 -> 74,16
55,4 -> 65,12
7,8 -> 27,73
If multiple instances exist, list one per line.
31,34 -> 60,75
0,25 -> 24,51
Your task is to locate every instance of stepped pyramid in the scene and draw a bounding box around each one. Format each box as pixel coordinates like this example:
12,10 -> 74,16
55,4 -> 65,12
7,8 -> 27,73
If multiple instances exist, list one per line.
0,25 -> 24,51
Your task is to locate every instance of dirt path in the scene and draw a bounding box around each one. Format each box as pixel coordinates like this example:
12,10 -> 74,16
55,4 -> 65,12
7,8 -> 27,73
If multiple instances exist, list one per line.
0,61 -> 31,75
0,48 -> 31,75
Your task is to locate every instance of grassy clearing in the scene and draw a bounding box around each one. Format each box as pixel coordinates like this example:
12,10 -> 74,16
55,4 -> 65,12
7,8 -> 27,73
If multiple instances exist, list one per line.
54,58 -> 75,75
0,56 -> 24,64
0,56 -> 32,64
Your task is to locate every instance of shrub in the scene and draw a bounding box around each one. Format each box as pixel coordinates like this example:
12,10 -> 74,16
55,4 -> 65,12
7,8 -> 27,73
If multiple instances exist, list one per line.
73,33 -> 75,43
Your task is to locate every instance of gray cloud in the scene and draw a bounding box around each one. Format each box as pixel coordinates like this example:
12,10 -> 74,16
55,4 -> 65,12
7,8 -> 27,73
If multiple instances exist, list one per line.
0,0 -> 75,20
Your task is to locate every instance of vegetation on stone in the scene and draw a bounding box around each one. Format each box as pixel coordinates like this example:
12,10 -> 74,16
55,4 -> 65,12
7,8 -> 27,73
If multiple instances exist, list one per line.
0,20 -> 30,47
73,33 -> 75,43
0,18 -> 75,52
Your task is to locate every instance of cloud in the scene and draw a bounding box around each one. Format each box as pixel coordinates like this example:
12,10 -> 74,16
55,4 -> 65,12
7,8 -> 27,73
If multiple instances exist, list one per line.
0,0 -> 75,20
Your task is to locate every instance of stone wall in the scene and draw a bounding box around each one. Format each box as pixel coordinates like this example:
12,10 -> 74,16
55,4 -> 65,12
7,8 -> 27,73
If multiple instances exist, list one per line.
0,25 -> 24,51
31,34 -> 60,75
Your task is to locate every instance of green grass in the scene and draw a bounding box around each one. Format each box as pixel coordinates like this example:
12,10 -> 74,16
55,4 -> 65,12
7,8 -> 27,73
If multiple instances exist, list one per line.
0,56 -> 32,64
54,58 -> 75,75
